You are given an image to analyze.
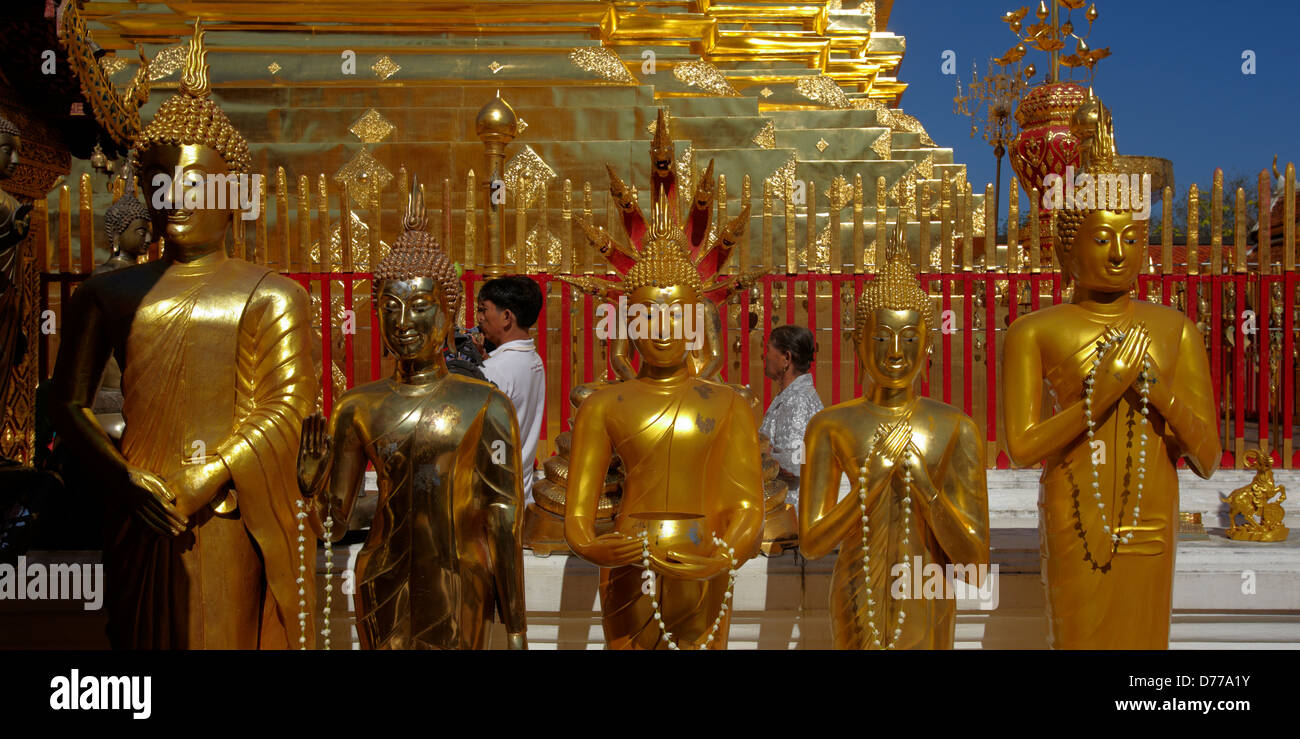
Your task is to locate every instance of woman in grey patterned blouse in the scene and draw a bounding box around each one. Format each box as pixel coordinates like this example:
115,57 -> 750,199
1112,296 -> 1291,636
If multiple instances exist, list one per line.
759,325 -> 823,508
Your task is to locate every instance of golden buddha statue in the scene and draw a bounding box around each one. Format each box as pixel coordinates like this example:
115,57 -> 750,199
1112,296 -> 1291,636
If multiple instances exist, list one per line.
0,114 -> 30,435
563,194 -> 764,650
1002,96 -> 1220,649
48,20 -> 319,649
799,226 -> 989,649
297,182 -> 528,650
90,166 -> 154,441
0,114 -> 30,254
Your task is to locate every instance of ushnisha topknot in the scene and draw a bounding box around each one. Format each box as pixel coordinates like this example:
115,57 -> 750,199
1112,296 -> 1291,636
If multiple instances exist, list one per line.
622,198 -> 703,294
856,223 -> 937,331
1054,91 -> 1141,257
135,19 -> 252,174
372,176 -> 462,317
0,114 -> 19,138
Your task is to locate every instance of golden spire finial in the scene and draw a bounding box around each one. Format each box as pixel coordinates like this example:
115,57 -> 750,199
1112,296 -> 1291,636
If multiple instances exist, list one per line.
403,174 -> 429,233
179,18 -> 210,99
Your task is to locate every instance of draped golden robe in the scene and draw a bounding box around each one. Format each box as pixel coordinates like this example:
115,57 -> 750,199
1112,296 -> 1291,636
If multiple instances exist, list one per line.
803,398 -> 989,650
568,377 -> 763,650
1034,302 -> 1219,649
101,254 -> 316,649
331,375 -> 524,649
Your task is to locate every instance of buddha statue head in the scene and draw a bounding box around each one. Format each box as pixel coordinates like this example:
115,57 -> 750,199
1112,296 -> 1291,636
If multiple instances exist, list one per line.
104,164 -> 152,259
855,225 -> 935,391
1055,207 -> 1146,295
623,204 -> 703,370
372,180 -> 462,364
135,19 -> 252,260
0,114 -> 21,180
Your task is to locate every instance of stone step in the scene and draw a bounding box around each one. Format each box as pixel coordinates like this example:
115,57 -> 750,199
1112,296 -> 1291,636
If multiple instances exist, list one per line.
195,84 -> 659,113
663,115 -> 770,149
234,106 -> 663,146
765,108 -> 887,130
774,127 -> 891,160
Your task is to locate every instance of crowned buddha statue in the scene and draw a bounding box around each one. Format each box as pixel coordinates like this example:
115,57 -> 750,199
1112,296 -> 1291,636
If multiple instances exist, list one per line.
89,167 -> 154,441
1002,96 -> 1220,649
297,182 -> 528,650
48,20 -> 319,649
799,226 -> 989,649
530,112 -> 772,559
563,194 -> 764,649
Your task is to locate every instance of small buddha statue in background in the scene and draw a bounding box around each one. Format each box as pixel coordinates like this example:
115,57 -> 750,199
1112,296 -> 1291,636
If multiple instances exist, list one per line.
94,166 -> 153,275
564,198 -> 764,650
1002,95 -> 1220,649
297,182 -> 528,650
800,226 -> 989,650
0,114 -> 30,254
90,168 -> 154,441
0,114 -> 30,438
49,20 -> 318,649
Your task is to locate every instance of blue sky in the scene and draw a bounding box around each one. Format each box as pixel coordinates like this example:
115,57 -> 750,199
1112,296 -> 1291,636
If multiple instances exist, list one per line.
889,0 -> 1300,213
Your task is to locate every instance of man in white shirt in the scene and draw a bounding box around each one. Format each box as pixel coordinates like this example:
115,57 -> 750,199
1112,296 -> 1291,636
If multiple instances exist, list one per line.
474,275 -> 546,504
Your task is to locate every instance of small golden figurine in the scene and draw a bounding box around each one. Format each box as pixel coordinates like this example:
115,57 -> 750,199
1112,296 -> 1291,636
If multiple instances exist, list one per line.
297,182 -> 528,650
800,225 -> 990,650
563,180 -> 764,650
49,20 -> 318,649
1221,449 -> 1288,542
1002,94 -> 1220,649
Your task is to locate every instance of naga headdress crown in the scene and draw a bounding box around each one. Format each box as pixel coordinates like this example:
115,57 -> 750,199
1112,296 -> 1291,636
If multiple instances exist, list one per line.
855,223 -> 936,331
135,19 -> 252,174
563,110 -> 764,302
372,177 -> 462,317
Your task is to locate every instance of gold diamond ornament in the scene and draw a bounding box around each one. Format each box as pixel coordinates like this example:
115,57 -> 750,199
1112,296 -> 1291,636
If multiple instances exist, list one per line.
335,147 -> 394,204
816,138 -> 829,153
503,145 -> 556,209
349,108 -> 395,144
267,61 -> 282,75
371,55 -> 401,80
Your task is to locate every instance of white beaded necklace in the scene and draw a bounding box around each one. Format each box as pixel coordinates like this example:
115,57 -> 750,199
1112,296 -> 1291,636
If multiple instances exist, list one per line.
295,499 -> 309,649
854,426 -> 912,650
1078,331 -> 1150,570
294,499 -> 335,650
638,531 -> 738,650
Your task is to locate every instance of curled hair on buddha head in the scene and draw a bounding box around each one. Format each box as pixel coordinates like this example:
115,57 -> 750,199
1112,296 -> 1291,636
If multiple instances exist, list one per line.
855,223 -> 937,332
769,324 -> 816,374
0,114 -> 19,138
134,19 -> 252,174
104,161 -> 150,253
372,176 -> 463,317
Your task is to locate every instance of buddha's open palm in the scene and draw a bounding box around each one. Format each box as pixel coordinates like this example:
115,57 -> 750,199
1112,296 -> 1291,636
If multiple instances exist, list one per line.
297,412 -> 332,498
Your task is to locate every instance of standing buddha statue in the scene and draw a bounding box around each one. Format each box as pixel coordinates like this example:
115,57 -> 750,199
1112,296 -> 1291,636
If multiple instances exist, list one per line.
563,182 -> 764,650
1002,95 -> 1220,649
297,182 -> 528,650
0,114 -> 31,432
799,226 -> 989,649
90,167 -> 153,441
49,20 -> 319,649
